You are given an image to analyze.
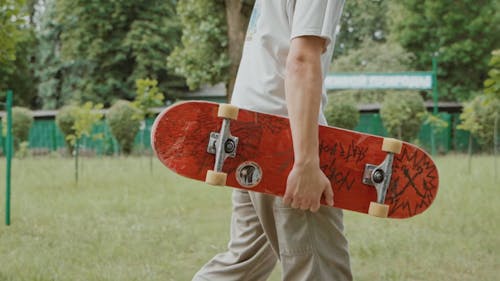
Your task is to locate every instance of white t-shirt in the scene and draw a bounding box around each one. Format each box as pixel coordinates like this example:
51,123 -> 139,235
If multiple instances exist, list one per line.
231,0 -> 345,124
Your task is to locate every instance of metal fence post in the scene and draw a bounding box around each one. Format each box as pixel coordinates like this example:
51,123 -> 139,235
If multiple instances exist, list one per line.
5,90 -> 13,226
431,55 -> 440,156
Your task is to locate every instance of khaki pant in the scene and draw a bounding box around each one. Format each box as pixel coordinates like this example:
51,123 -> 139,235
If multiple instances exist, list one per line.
193,190 -> 352,281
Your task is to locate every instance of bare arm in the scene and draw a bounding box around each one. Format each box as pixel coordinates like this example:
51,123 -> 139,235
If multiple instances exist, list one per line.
283,36 -> 333,212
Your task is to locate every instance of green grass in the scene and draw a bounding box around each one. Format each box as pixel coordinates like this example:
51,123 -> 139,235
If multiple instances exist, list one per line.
0,155 -> 498,281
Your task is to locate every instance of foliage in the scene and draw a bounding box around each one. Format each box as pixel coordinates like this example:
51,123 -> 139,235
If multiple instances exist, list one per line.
325,97 -> 360,130
458,95 -> 500,149
133,78 -> 165,120
380,92 -> 426,141
335,0 -> 389,57
3,29 -> 39,107
107,100 -> 141,155
50,0 -> 183,107
484,49 -> 500,100
16,141 -> 30,158
2,106 -> 33,150
422,113 -> 449,133
167,0 -> 230,91
333,40 -> 415,73
55,105 -> 78,151
330,39 -> 417,104
391,0 -> 500,101
0,0 -> 38,107
0,0 -> 23,65
55,103 -> 103,153
64,102 -> 104,147
36,0 -> 70,110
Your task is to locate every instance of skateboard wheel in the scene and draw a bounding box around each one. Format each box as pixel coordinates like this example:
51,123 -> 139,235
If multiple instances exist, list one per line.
382,138 -> 403,154
218,104 -> 239,120
368,202 -> 390,218
205,170 -> 227,186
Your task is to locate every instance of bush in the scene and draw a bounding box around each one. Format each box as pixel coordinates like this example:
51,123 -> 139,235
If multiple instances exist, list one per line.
325,97 -> 360,130
55,105 -> 78,153
484,49 -> 500,100
107,100 -> 141,155
380,92 -> 426,142
2,106 -> 33,150
459,95 -> 500,150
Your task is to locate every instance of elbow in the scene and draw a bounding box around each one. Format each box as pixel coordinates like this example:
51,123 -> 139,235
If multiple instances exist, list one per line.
286,52 -> 313,76
286,36 -> 325,75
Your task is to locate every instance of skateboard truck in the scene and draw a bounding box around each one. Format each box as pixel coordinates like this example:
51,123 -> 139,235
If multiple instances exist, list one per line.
362,138 -> 402,218
205,104 -> 240,186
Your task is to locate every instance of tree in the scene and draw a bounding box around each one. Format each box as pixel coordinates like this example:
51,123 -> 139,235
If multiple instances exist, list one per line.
459,95 -> 500,150
380,92 -> 426,141
325,98 -> 360,130
459,50 -> 500,151
391,0 -> 500,101
64,102 -> 103,147
51,0 -> 183,107
484,49 -> 500,100
132,78 -> 164,153
132,78 -> 165,120
2,106 -> 33,150
0,0 -> 38,107
61,102 -> 103,182
55,105 -> 78,153
36,0 -> 71,109
0,0 -> 22,66
107,100 -> 141,155
330,39 -> 417,104
335,0 -> 389,57
167,0 -> 254,101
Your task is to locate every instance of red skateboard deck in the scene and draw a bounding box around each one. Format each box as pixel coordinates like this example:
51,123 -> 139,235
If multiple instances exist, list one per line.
151,101 -> 439,219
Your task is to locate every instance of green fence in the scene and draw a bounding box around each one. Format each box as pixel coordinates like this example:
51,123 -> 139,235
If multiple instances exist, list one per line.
354,112 -> 477,154
0,113 -> 482,156
1,118 -> 154,156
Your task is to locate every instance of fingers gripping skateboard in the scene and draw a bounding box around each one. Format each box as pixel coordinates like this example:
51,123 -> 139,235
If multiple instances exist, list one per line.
364,138 -> 403,218
205,104 -> 239,186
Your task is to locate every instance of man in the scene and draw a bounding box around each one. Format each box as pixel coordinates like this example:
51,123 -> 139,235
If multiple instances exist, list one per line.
193,1 -> 352,280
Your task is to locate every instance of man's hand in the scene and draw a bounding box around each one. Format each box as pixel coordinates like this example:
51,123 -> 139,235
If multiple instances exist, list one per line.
283,160 -> 334,212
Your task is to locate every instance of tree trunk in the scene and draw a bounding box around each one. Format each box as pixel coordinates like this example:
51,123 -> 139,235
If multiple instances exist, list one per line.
494,113 -> 498,182
224,0 -> 254,102
468,134 -> 472,174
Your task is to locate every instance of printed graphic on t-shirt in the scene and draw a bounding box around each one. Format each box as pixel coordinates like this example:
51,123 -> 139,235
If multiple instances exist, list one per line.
246,0 -> 260,41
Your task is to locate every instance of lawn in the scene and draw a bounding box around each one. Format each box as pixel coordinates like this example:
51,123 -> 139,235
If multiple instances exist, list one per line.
0,155 -> 498,281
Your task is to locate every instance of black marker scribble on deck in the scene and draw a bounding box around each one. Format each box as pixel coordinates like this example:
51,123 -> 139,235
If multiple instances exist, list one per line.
318,140 -> 369,194
386,147 -> 438,217
321,158 -> 355,192
319,142 -> 339,157
339,140 -> 368,163
320,140 -> 368,164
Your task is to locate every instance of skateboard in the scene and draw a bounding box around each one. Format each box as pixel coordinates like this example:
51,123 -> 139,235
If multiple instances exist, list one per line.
151,101 -> 439,219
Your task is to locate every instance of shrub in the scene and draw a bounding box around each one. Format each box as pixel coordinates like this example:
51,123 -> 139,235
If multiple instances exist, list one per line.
380,92 -> 426,142
484,49 -> 500,100
107,100 -> 141,155
55,105 -> 78,153
133,78 -> 165,119
2,106 -> 34,150
325,97 -> 360,130
459,95 -> 500,150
